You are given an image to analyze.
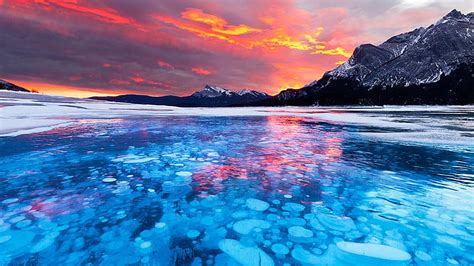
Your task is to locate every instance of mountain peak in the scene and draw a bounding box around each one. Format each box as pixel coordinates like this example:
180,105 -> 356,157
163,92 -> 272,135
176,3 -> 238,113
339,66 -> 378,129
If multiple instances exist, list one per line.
435,9 -> 471,25
193,85 -> 233,98
192,85 -> 269,98
443,9 -> 463,20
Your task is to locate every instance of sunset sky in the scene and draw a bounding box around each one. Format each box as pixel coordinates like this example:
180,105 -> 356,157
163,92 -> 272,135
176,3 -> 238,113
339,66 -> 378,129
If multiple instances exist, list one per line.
0,0 -> 472,97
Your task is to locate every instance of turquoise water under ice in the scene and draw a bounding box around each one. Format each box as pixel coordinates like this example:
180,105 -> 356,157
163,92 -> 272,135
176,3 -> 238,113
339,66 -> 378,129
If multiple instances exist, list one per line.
0,116 -> 473,265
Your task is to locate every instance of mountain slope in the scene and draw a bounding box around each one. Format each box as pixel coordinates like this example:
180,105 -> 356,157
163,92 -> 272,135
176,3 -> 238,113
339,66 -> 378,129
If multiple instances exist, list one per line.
261,9 -> 473,106
0,79 -> 30,92
91,85 -> 270,107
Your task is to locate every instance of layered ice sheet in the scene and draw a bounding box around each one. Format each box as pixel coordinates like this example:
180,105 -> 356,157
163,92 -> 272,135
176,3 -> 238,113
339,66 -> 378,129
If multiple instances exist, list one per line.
0,91 -> 473,265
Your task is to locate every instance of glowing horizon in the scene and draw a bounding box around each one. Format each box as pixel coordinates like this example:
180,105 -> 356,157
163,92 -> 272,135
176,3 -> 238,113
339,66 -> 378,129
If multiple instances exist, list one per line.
0,0 -> 472,98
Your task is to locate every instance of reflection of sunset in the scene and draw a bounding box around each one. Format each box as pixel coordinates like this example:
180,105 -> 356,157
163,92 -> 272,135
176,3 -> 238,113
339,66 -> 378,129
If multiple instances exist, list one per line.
323,137 -> 343,162
29,193 -> 92,217
193,163 -> 248,197
190,116 -> 345,197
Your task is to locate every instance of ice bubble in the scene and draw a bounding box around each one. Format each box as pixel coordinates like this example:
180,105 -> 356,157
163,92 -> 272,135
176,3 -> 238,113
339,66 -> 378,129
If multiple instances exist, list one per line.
415,251 -> 432,261
1,198 -> 18,204
124,157 -> 157,164
284,194 -> 293,199
191,257 -> 202,266
201,216 -> 214,226
309,218 -> 325,231
102,177 -> 117,183
317,213 -> 356,232
176,171 -> 192,177
288,218 -> 306,226
218,239 -> 274,266
266,214 -> 280,221
187,230 -> 200,239
312,248 -> 323,255
447,258 -> 459,265
0,230 -> 35,258
246,198 -> 270,212
231,211 -> 248,219
30,237 -> 55,253
272,200 -> 281,205
140,241 -> 152,249
16,219 -> 32,228
155,222 -> 167,229
336,241 -> 411,264
288,226 -> 314,239
291,247 -> 320,264
271,243 -> 289,255
282,203 -> 305,212
9,216 -> 25,224
268,208 -> 278,213
233,219 -> 271,235
0,235 -> 12,243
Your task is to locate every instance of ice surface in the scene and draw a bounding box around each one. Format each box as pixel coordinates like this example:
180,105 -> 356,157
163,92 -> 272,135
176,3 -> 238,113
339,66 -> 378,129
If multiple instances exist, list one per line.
1,91 -> 473,150
0,91 -> 473,265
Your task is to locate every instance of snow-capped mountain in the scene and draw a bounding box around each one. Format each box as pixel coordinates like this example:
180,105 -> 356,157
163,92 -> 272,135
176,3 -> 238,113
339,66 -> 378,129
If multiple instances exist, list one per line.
192,85 -> 269,99
0,79 -> 30,92
192,85 -> 234,98
92,85 -> 270,107
263,9 -> 473,105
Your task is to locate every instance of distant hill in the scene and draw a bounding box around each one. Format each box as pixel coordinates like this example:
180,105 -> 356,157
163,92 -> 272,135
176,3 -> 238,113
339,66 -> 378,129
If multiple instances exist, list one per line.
91,85 -> 270,107
254,9 -> 474,106
0,79 -> 30,92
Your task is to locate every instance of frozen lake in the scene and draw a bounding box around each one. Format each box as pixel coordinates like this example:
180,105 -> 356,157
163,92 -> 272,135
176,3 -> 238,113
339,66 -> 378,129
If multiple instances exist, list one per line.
0,92 -> 473,265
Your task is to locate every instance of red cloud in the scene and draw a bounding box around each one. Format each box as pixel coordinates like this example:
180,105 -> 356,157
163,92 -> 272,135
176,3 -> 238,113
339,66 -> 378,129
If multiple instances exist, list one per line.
192,67 -> 212,76
158,60 -> 174,69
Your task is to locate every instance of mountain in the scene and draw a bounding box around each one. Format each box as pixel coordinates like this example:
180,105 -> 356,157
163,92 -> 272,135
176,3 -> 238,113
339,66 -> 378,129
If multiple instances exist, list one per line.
91,85 -> 270,107
256,9 -> 474,106
0,79 -> 30,92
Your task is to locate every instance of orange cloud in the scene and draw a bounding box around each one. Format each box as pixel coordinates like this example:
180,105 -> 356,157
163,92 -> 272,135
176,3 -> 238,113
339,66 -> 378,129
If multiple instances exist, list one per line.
182,8 -> 262,35
312,47 -> 352,58
192,67 -> 211,75
153,14 -> 240,46
259,16 -> 275,25
153,11 -> 351,60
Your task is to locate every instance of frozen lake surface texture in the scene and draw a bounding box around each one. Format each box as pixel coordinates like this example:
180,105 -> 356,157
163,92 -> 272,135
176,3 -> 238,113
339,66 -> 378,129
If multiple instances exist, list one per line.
0,92 -> 473,265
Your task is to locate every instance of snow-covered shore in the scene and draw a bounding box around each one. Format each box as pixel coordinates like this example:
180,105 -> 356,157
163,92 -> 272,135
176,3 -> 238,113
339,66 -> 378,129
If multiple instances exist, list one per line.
1,91 -> 473,148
